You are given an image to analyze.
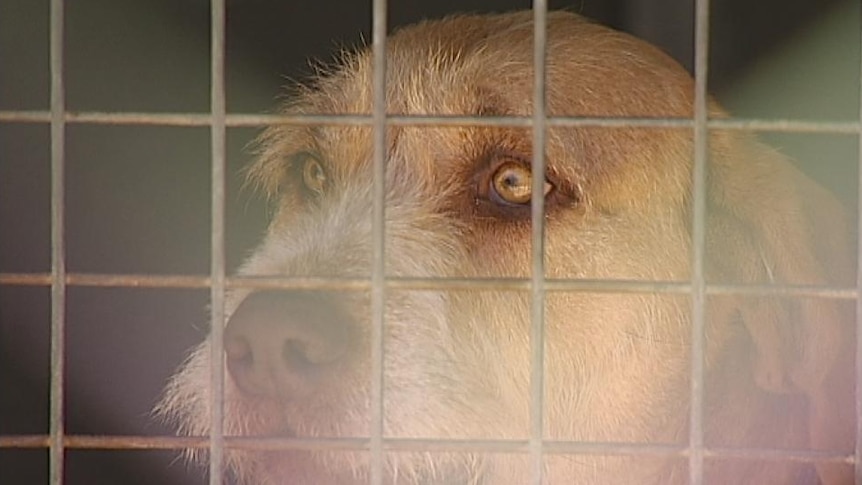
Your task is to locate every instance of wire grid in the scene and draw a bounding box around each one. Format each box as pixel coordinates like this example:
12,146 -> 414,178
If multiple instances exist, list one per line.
0,0 -> 859,484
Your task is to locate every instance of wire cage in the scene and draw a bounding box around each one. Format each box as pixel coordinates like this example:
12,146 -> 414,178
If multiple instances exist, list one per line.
0,0 -> 861,484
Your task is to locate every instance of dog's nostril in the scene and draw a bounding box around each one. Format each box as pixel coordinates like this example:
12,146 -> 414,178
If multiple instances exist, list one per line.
223,290 -> 350,398
282,339 -> 313,369
283,337 -> 345,367
279,339 -> 335,369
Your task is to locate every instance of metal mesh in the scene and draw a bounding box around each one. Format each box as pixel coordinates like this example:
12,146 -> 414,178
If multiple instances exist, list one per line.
0,0 -> 860,484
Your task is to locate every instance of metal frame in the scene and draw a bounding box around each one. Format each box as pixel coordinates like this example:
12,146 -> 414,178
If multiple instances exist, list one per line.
0,0 -> 860,484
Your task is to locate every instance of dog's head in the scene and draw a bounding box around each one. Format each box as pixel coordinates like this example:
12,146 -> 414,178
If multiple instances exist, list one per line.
158,11 -> 854,484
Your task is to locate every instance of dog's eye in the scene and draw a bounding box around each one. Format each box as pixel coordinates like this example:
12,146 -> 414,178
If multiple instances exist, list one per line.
490,161 -> 552,205
298,153 -> 327,195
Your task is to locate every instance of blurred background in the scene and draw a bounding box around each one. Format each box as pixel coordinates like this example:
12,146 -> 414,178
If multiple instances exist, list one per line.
1,0 -> 859,483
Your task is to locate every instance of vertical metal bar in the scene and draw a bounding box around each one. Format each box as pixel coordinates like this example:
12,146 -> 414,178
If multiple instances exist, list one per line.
49,0 -> 66,482
529,2 -> 548,484
689,0 -> 711,483
854,8 -> 862,481
208,0 -> 227,484
370,0 -> 388,483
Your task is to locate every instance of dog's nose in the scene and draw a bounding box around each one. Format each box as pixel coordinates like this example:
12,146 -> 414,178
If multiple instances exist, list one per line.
224,290 -> 349,399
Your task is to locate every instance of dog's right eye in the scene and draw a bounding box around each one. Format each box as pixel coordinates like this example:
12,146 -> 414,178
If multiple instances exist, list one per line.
489,161 -> 553,206
292,151 -> 327,196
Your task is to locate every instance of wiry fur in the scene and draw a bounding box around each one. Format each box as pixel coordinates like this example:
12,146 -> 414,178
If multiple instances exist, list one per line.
158,11 -> 854,484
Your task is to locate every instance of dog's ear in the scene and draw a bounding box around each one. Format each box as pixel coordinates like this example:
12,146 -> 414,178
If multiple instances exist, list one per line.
706,131 -> 855,483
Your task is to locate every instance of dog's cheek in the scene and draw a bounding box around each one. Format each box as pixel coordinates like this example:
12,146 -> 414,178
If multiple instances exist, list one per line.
536,210 -> 694,445
544,293 -> 690,440
381,290 -> 515,436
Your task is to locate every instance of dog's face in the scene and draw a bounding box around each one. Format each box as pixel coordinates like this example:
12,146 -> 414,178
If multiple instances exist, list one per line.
159,11 -> 855,484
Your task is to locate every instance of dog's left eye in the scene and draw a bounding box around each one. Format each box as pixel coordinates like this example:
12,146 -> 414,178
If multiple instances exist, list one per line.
490,161 -> 552,206
296,152 -> 327,195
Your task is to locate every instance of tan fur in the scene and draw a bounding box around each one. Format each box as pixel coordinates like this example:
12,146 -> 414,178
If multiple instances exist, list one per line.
158,11 -> 855,484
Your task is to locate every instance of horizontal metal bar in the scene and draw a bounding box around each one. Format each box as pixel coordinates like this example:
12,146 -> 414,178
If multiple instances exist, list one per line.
707,118 -> 861,134
0,273 -> 212,288
0,434 -> 853,464
0,110 -> 859,134
0,435 -> 205,450
704,446 -> 855,465
0,272 -> 857,298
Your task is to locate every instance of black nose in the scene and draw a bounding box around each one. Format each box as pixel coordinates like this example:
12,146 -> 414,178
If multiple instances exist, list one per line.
224,290 -> 350,399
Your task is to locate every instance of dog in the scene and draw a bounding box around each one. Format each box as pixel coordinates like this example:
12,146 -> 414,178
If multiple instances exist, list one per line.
158,10 -> 855,484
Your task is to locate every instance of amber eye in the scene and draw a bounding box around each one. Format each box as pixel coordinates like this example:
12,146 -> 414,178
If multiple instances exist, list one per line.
490,161 -> 551,205
300,153 -> 326,195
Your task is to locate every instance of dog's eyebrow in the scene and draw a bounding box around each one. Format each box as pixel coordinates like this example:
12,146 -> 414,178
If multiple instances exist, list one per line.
475,101 -> 506,117
472,86 -> 509,118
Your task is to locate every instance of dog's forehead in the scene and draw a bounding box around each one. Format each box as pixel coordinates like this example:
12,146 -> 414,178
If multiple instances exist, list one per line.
254,11 -> 698,208
307,11 -> 694,118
